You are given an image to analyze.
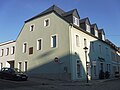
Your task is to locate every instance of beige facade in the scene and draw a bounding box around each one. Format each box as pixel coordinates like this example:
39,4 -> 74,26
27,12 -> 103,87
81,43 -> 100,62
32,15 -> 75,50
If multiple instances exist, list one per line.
15,12 -> 71,79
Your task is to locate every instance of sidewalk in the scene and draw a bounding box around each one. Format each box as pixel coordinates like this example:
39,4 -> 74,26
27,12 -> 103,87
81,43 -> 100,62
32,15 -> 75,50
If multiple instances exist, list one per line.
29,76 -> 119,86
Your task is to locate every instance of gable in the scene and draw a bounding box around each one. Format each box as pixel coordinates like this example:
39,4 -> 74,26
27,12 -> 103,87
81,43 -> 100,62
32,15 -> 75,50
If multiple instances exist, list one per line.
73,9 -> 80,19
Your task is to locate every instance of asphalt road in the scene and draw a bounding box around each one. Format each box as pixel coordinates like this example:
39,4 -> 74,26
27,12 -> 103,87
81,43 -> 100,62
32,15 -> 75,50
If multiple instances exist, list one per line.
0,78 -> 120,90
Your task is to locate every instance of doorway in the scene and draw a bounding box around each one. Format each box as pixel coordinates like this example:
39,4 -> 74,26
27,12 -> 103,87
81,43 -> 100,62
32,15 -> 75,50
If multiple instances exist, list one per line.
7,61 -> 14,68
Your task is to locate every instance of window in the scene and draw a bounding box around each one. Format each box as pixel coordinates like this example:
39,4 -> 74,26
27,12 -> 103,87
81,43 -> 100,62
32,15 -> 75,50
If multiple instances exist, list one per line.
102,34 -> 105,41
91,42 -> 95,52
105,47 -> 109,56
73,16 -> 79,26
11,46 -> 15,55
51,35 -> 57,48
44,18 -> 50,27
18,62 -> 22,71
0,49 -> 4,57
111,52 -> 115,61
106,64 -> 109,71
76,60 -> 82,78
93,66 -> 96,76
6,48 -> 9,56
108,64 -> 111,72
23,43 -> 27,53
86,24 -> 90,33
84,38 -> 87,47
30,24 -> 35,31
100,63 -> 103,71
99,45 -> 102,53
29,47 -> 33,55
95,30 -> 98,37
37,39 -> 42,50
24,61 -> 27,72
76,35 -> 80,47
0,63 -> 3,70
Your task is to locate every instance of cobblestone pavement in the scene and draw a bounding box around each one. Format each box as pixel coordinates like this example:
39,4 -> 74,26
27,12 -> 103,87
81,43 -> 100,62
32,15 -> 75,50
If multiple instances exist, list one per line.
0,77 -> 120,90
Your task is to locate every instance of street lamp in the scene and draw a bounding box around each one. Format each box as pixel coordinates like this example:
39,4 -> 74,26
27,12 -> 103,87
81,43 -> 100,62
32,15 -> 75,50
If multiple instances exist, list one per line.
83,46 -> 89,83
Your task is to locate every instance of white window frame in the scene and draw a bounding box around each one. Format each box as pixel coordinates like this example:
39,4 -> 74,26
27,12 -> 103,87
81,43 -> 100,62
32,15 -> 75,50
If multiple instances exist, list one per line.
99,45 -> 102,54
37,38 -> 43,51
105,47 -> 109,56
24,61 -> 28,72
23,42 -> 27,53
0,63 -> 3,70
30,24 -> 35,31
11,46 -> 15,55
91,42 -> 95,52
0,49 -> 4,57
86,24 -> 90,33
5,48 -> 9,56
18,62 -> 22,71
95,29 -> 98,37
84,38 -> 87,47
44,18 -> 50,27
76,35 -> 80,47
93,65 -> 97,76
73,16 -> 79,26
51,34 -> 58,48
76,59 -> 82,78
102,34 -> 105,41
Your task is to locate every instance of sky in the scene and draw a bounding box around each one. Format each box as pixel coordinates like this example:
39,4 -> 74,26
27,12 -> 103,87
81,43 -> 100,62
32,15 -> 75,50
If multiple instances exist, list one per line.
0,0 -> 120,46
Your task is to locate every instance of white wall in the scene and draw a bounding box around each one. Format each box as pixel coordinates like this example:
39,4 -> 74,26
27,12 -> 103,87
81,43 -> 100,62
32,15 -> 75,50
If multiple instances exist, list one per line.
70,26 -> 112,80
0,41 -> 16,68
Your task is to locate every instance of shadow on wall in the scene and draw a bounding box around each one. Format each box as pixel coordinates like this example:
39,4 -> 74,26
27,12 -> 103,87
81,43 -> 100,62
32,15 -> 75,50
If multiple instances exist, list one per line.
27,52 -> 85,81
88,40 -> 111,80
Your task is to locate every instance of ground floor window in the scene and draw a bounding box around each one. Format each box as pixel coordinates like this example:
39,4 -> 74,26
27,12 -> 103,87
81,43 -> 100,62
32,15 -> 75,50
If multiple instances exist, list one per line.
93,65 -> 97,76
76,60 -> 82,78
0,63 -> 3,70
100,63 -> 103,71
24,61 -> 28,72
106,64 -> 109,71
108,64 -> 111,72
113,66 -> 117,74
18,62 -> 22,71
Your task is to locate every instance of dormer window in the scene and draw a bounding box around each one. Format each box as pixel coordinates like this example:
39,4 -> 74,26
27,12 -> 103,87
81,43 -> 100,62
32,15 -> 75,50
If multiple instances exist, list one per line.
73,16 -> 79,26
86,24 -> 90,33
95,29 -> 98,37
98,29 -> 105,41
102,34 -> 105,41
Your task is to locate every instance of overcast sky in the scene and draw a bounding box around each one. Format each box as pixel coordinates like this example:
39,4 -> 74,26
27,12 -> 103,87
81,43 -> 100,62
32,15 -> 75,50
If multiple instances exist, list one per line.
0,0 -> 120,46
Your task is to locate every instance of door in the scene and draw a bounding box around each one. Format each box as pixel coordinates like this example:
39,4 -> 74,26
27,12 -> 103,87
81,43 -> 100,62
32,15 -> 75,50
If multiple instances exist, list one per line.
7,61 -> 14,68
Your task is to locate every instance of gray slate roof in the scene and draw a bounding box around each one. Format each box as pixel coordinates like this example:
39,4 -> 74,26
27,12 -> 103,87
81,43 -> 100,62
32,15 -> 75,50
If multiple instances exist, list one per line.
91,23 -> 98,30
25,5 -> 80,23
98,29 -> 105,35
62,9 -> 80,19
80,17 -> 91,25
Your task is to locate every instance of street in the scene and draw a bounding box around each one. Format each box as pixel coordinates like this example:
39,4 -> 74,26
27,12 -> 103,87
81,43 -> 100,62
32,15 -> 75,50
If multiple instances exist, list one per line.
0,78 -> 120,90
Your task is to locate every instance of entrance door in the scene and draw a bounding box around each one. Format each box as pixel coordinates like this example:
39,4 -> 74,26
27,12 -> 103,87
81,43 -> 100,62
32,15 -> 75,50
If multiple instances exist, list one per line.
7,61 -> 14,68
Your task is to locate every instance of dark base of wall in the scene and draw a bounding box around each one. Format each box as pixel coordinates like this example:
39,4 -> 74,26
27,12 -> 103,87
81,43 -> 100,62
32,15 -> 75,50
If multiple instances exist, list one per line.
28,73 -> 71,81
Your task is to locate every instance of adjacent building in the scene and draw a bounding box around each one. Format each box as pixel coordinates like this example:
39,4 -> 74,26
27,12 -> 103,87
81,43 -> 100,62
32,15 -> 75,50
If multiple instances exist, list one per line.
0,5 -> 120,81
0,41 -> 16,69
